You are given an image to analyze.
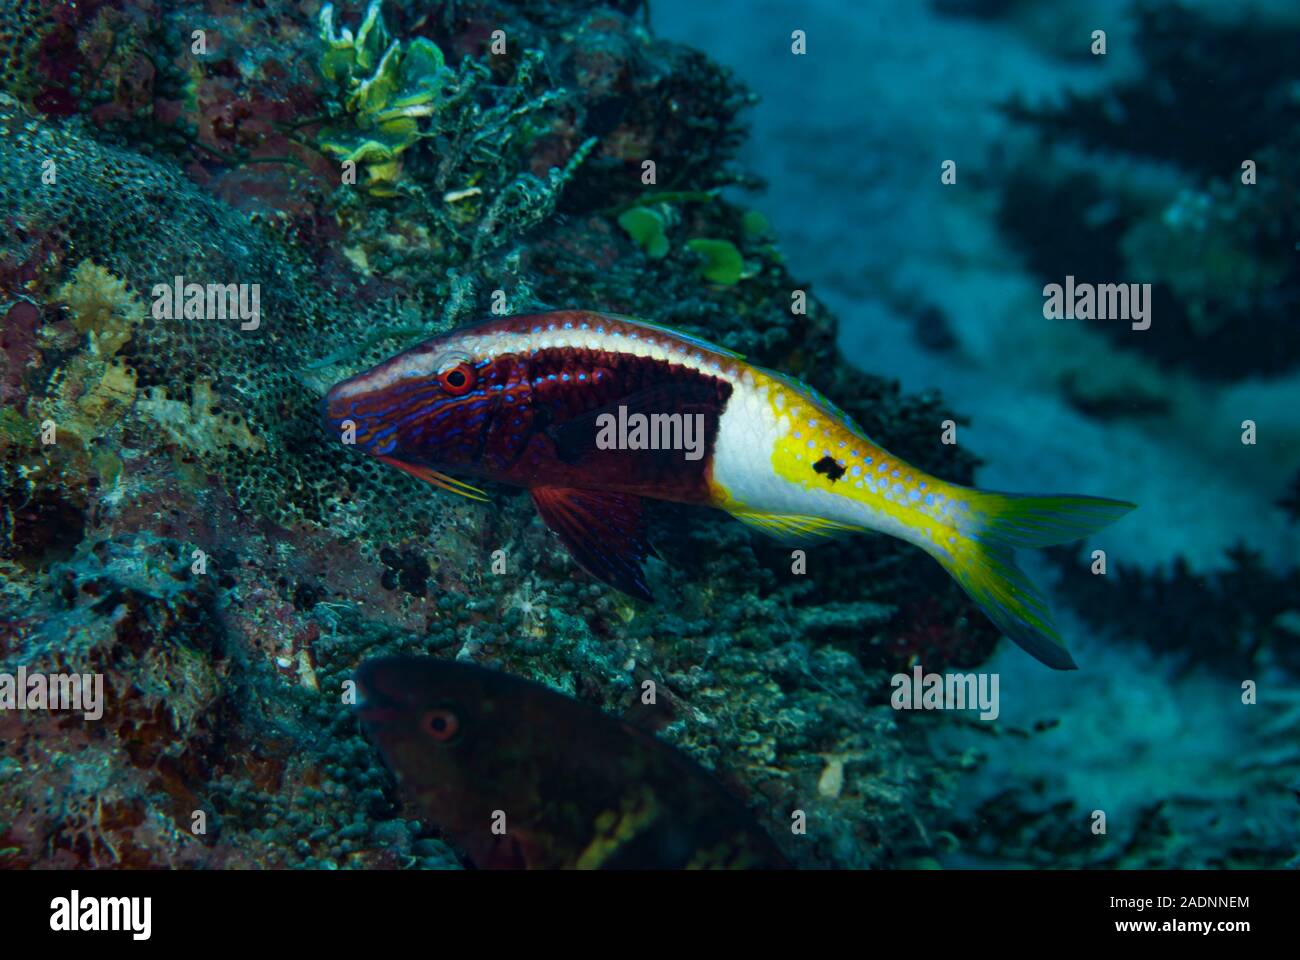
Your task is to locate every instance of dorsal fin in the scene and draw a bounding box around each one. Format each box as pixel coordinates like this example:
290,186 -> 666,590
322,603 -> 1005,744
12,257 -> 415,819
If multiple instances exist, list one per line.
595,312 -> 747,360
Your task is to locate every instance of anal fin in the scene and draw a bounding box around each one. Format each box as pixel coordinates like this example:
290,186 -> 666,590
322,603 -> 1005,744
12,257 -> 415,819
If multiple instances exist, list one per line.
530,487 -> 654,601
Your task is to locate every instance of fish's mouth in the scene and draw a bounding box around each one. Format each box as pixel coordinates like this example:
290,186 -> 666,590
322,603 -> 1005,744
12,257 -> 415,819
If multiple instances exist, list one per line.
353,662 -> 403,725
321,382 -> 352,434
320,391 -> 344,435
321,381 -> 398,457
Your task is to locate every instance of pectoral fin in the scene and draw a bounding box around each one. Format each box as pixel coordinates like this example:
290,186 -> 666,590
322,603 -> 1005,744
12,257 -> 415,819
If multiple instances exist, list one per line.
530,487 -> 654,601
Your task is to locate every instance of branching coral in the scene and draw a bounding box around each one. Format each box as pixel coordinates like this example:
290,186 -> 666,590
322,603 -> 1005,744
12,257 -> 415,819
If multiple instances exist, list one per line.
0,0 -> 1005,871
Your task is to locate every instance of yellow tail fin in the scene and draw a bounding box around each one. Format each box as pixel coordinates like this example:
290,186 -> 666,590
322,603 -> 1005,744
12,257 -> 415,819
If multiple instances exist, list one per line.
936,492 -> 1135,670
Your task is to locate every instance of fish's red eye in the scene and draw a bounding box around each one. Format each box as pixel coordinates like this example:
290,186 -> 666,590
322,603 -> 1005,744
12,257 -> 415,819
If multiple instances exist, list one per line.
422,708 -> 460,742
438,363 -> 475,396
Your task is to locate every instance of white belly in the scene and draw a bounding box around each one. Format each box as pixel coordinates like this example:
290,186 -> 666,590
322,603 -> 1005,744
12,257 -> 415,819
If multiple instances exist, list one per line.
710,376 -> 931,547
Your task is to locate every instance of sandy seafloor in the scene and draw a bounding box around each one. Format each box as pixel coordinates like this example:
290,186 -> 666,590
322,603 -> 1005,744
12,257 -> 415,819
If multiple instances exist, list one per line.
652,0 -> 1300,865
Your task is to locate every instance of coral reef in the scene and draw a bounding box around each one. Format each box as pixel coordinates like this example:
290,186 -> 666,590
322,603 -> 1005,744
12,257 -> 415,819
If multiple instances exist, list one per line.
1,0 -> 1293,874
0,0 -> 997,869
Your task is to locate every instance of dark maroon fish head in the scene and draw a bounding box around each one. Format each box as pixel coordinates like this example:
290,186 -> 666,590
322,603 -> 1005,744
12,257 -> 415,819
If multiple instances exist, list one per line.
355,655 -> 791,869
353,657 -> 490,813
321,329 -> 499,469
354,656 -> 564,868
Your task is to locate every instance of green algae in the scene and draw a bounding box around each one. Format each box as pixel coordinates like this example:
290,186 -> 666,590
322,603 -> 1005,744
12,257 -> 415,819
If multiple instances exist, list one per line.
617,206 -> 671,259
316,1 -> 452,192
686,237 -> 745,285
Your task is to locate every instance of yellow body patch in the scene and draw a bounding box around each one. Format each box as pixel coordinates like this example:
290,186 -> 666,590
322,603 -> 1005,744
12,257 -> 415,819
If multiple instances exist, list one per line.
714,365 -> 977,560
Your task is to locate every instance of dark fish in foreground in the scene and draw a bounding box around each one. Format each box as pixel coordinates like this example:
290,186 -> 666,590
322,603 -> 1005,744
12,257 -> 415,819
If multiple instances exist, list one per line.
354,656 -> 789,869
324,310 -> 1134,669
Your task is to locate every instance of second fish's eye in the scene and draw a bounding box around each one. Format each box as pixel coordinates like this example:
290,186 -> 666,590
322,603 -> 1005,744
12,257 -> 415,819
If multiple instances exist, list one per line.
422,708 -> 460,742
438,362 -> 475,395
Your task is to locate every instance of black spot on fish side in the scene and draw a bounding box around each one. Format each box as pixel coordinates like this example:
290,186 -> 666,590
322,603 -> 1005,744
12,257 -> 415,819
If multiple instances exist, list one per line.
813,455 -> 845,482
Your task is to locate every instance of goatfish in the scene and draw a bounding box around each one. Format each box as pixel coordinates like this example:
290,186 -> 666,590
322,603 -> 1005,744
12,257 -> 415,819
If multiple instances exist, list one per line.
324,310 -> 1134,669
354,655 -> 789,868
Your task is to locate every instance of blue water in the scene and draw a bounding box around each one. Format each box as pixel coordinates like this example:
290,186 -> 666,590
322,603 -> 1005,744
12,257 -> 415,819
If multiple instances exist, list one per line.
655,0 -> 1300,868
